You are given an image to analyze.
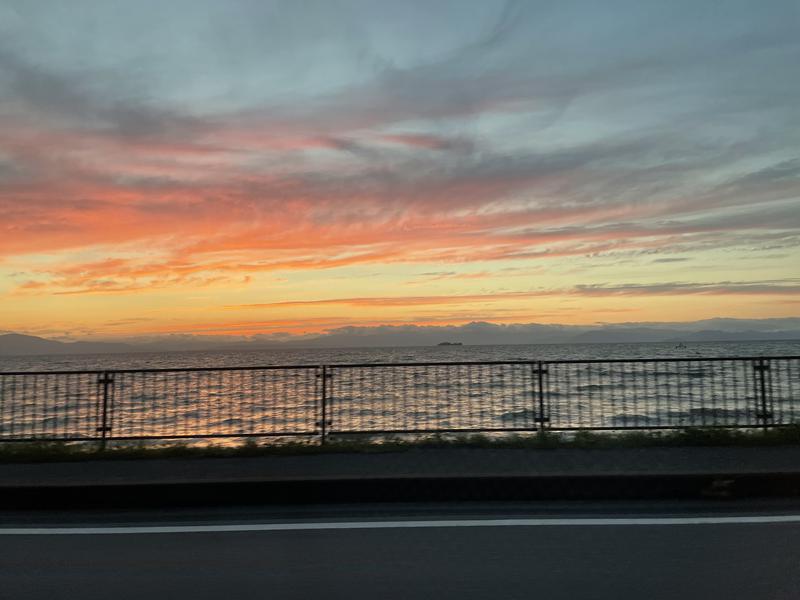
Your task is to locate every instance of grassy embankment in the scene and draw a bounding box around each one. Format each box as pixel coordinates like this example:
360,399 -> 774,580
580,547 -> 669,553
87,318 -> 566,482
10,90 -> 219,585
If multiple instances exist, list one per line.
1,426 -> 799,463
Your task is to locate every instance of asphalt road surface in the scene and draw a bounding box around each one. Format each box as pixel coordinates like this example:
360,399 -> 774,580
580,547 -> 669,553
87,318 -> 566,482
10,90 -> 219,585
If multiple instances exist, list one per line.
2,501 -> 800,600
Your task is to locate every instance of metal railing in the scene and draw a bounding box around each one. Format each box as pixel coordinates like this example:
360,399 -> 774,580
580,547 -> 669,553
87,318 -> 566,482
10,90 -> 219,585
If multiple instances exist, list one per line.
0,356 -> 798,444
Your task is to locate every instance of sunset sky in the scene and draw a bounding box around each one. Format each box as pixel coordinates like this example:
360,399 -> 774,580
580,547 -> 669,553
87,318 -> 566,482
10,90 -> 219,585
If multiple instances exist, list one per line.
1,0 -> 799,340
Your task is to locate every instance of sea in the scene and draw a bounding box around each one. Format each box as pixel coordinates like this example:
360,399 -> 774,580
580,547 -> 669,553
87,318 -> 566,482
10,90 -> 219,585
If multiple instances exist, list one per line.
1,340 -> 799,441
3,339 -> 800,372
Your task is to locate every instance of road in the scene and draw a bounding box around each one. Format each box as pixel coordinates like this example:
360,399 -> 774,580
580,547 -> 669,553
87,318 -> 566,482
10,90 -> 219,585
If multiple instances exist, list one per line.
2,501 -> 800,600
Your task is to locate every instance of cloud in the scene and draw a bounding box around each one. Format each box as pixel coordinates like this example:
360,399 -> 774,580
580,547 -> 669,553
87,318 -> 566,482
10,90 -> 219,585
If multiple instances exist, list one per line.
1,0 -> 799,331
573,280 -> 800,296
224,279 -> 800,310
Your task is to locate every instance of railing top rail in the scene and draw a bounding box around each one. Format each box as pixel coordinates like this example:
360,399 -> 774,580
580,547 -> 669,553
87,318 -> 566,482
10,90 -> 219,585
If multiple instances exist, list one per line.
0,364 -> 320,376
1,354 -> 799,376
335,355 -> 800,368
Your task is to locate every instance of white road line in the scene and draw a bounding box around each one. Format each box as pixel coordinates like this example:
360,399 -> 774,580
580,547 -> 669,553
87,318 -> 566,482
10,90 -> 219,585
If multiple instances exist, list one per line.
3,515 -> 800,535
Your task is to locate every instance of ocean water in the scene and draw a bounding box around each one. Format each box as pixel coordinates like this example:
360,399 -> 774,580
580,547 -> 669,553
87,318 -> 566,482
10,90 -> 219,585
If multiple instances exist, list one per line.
1,340 -> 799,441
3,339 -> 800,372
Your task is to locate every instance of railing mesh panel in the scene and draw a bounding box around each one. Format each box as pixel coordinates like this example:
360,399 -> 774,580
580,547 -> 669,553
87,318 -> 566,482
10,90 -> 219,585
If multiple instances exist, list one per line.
1,357 -> 798,442
328,363 -> 536,433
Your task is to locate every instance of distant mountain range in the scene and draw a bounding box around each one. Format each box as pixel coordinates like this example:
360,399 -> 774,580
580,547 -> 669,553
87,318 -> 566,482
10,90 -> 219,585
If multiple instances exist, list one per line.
0,333 -> 134,356
1,317 -> 799,356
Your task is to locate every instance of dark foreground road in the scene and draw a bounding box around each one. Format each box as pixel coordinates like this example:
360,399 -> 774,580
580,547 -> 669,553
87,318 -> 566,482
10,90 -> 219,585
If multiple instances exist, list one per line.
2,502 -> 800,600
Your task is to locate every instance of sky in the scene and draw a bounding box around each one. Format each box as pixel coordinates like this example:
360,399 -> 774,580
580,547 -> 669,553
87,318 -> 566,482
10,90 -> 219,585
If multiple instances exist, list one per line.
1,0 -> 799,341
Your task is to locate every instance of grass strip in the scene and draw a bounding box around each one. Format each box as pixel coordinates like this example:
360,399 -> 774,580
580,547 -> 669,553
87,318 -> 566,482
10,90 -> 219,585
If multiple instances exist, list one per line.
1,426 -> 799,463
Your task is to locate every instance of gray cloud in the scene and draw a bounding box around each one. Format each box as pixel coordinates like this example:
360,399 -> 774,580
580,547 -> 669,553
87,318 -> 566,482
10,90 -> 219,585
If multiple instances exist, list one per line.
0,43 -> 202,139
575,279 -> 800,296
1,0 -> 798,276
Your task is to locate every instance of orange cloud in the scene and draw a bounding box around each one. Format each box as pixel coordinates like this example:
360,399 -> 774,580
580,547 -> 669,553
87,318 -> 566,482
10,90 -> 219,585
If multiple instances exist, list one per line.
226,281 -> 800,311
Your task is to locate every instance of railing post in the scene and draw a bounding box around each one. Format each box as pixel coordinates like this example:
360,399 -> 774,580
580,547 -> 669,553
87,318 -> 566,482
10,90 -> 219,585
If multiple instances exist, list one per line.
318,365 -> 330,445
532,361 -> 549,436
754,358 -> 772,432
96,371 -> 114,450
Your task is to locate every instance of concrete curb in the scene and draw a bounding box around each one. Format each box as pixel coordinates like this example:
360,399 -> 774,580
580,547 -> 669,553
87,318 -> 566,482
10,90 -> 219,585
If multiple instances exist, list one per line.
3,473 -> 800,509
4,446 -> 800,508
